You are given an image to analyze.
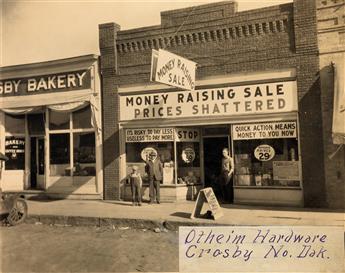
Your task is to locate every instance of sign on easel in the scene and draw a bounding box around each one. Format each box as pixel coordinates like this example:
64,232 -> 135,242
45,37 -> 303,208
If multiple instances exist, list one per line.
190,187 -> 223,220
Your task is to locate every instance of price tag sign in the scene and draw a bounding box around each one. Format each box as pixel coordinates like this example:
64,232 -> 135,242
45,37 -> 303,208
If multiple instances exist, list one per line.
254,145 -> 275,161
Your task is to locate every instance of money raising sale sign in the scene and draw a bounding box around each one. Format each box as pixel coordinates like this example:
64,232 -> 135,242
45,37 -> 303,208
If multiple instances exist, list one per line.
119,81 -> 298,121
150,49 -> 196,90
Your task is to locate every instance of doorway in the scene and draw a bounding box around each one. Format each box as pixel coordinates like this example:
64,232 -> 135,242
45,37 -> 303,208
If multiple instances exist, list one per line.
30,137 -> 45,189
203,136 -> 231,200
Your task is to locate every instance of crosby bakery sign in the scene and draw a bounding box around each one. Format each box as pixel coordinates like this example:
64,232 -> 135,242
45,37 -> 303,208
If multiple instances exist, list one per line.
0,70 -> 91,97
120,81 -> 298,121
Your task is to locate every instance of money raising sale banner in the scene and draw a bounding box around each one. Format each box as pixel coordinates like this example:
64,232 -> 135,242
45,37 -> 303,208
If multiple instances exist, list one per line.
119,81 -> 297,121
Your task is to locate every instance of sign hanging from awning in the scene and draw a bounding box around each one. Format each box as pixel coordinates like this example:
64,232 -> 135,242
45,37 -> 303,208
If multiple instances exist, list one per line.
332,57 -> 345,145
150,49 -> 197,90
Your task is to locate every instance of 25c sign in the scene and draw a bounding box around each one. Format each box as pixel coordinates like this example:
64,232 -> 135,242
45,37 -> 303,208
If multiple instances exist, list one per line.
254,145 -> 275,161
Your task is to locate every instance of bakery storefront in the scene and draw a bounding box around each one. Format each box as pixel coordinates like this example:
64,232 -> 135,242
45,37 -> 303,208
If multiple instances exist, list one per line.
0,55 -> 103,199
119,75 -> 303,206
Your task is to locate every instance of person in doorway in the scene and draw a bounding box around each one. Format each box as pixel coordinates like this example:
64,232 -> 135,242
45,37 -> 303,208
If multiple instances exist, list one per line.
127,165 -> 142,206
220,148 -> 234,203
145,151 -> 163,204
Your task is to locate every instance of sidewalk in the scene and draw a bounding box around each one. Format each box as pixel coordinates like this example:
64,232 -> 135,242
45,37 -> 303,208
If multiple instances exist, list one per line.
24,199 -> 345,230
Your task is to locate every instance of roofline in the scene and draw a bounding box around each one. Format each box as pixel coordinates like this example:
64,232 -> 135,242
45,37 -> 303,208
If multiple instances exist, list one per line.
0,54 -> 99,72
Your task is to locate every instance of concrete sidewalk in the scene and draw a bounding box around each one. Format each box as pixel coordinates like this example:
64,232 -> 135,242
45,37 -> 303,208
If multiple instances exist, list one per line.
24,199 -> 345,230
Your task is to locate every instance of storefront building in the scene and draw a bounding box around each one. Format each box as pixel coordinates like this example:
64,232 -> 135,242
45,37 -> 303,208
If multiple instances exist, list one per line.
0,55 -> 103,199
99,0 -> 338,207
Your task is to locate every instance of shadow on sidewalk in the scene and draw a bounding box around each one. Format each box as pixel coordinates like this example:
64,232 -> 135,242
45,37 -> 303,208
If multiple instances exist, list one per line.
170,212 -> 191,219
26,196 -> 64,202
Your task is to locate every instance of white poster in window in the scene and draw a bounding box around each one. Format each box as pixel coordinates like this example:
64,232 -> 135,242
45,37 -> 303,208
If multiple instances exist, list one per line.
181,147 -> 196,164
254,145 -> 275,161
126,128 -> 174,142
273,161 -> 299,180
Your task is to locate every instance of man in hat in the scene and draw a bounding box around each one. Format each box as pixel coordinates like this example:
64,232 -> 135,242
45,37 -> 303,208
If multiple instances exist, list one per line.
145,151 -> 163,204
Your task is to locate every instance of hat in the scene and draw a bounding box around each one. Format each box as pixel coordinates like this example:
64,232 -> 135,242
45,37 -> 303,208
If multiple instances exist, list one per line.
132,165 -> 138,171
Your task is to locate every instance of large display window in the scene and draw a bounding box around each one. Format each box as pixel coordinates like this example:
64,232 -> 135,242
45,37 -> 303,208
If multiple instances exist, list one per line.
4,114 -> 26,170
125,128 -> 201,185
48,107 -> 96,177
232,121 -> 300,187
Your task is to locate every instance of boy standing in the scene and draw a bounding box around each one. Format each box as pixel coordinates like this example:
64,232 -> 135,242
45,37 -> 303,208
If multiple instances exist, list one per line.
128,165 -> 142,206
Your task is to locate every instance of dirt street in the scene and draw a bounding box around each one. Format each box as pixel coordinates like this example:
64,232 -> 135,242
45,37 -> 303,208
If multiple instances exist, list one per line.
0,223 -> 179,272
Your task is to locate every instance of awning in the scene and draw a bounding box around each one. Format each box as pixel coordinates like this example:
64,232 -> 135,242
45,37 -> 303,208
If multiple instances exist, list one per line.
332,55 -> 345,145
0,89 -> 102,135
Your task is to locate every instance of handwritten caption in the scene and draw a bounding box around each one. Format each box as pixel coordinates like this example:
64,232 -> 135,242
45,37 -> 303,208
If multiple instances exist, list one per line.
179,226 -> 344,272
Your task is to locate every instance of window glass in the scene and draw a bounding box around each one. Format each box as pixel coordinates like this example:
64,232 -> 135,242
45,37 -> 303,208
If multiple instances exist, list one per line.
28,113 -> 45,135
125,142 -> 175,184
72,106 -> 92,129
73,132 -> 96,176
5,137 -> 25,170
49,110 -> 69,130
5,114 -> 25,135
49,134 -> 70,176
177,142 -> 200,185
233,138 -> 300,187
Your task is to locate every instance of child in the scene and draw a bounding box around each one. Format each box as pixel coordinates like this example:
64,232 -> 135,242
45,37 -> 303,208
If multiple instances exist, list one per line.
127,165 -> 142,206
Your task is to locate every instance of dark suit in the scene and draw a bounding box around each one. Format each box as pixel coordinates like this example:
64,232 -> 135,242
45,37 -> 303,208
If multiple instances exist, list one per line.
145,159 -> 163,203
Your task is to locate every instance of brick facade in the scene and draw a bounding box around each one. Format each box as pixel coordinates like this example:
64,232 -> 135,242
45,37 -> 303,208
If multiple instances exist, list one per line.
98,0 -> 338,207
316,0 -> 345,209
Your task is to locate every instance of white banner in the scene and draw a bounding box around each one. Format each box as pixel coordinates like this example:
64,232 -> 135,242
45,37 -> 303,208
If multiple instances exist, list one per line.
232,121 -> 297,140
151,49 -> 196,90
120,81 -> 298,121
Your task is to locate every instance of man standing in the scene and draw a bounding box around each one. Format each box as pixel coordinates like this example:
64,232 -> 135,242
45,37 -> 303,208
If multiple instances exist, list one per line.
220,148 -> 234,203
145,151 -> 163,204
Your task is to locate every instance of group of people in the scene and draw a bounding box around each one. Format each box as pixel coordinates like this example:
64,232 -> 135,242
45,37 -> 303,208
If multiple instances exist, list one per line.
127,148 -> 234,206
127,151 -> 162,206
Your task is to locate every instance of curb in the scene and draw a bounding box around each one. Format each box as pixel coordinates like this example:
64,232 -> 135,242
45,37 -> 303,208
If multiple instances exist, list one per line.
25,214 -> 230,231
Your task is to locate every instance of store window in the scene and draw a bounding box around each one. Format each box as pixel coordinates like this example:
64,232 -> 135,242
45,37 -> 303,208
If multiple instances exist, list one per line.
125,128 -> 201,185
126,141 -> 175,184
28,113 -> 45,135
4,114 -> 25,170
50,134 -> 70,176
73,132 -> 96,176
48,106 -> 96,177
49,111 -> 69,130
73,107 -> 92,129
5,137 -> 25,170
177,142 -> 200,185
232,121 -> 300,187
5,114 -> 25,135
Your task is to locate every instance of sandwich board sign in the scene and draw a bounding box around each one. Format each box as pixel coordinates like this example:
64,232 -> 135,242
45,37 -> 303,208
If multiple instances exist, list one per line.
150,49 -> 196,91
191,187 -> 224,220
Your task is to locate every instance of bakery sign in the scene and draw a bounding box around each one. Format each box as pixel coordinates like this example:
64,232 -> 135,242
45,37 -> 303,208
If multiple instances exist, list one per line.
0,70 -> 91,97
5,138 -> 25,159
150,49 -> 196,90
120,81 -> 298,121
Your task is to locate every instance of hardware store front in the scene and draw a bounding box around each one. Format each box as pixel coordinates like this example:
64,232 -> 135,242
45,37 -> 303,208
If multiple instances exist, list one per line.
118,75 -> 303,206
0,55 -> 103,199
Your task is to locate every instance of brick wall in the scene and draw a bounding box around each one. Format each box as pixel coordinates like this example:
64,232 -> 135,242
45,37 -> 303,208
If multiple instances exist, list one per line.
99,23 -> 121,200
99,0 -> 329,207
317,0 -> 345,209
